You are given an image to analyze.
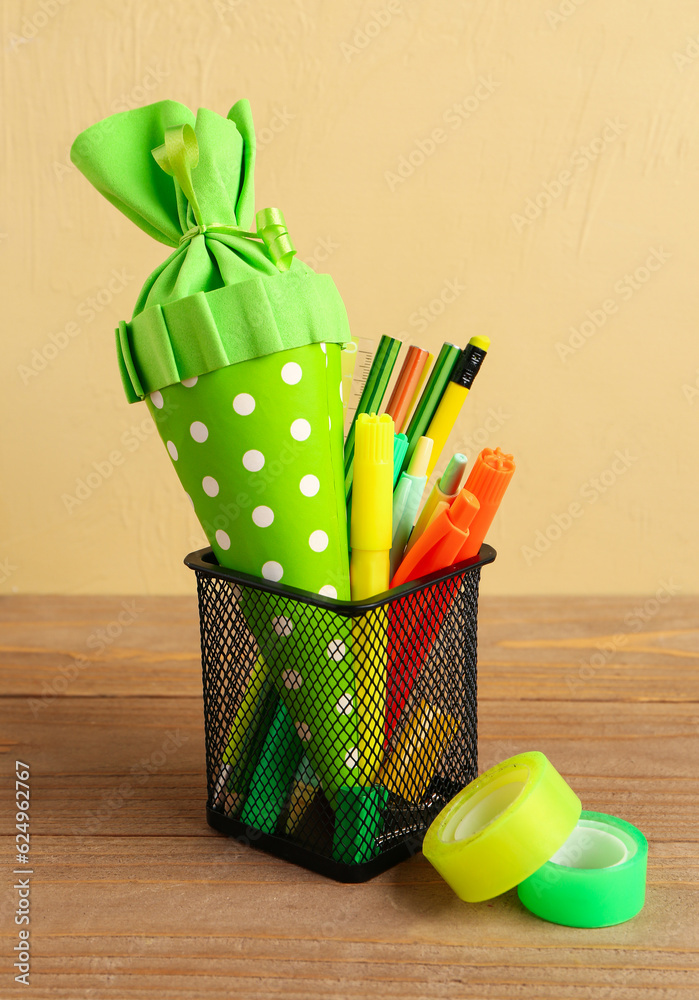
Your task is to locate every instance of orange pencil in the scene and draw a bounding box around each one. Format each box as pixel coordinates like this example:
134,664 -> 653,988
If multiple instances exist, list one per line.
383,346 -> 430,434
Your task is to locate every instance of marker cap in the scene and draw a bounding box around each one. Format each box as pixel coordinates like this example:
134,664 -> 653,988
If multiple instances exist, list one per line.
392,433 -> 409,486
439,453 -> 468,497
448,488 -> 480,532
457,447 -> 515,561
351,413 -> 394,551
407,436 -> 433,478
469,447 -> 515,504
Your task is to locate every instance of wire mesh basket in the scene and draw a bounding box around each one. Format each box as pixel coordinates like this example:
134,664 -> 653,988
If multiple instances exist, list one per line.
185,544 -> 495,882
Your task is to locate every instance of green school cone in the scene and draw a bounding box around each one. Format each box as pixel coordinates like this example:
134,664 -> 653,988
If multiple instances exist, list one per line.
71,98 -> 373,806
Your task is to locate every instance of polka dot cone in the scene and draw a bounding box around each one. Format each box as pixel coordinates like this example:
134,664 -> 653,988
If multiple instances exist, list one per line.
237,596 -> 359,803
147,341 -> 377,801
147,342 -> 348,595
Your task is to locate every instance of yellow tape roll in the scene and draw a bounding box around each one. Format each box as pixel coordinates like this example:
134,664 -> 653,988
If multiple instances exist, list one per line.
422,751 -> 581,902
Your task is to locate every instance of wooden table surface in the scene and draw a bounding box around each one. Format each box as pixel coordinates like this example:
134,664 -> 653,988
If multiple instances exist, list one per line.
1,593 -> 698,999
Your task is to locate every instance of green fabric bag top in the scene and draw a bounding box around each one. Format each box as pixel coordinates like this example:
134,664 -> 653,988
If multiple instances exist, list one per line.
70,99 -> 349,401
70,98 -> 351,594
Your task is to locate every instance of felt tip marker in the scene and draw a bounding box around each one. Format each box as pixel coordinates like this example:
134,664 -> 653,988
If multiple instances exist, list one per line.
407,452 -> 468,553
389,436 -> 433,579
390,487 -> 480,588
424,336 -> 490,477
457,447 -> 515,561
350,413 -> 394,600
392,433 -> 409,487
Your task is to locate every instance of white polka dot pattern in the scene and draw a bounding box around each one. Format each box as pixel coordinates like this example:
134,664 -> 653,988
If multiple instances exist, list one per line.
281,362 -> 303,384
299,474 -> 320,497
290,418 -> 311,441
262,560 -> 283,582
252,506 -> 274,527
327,639 -> 346,661
282,669 -> 303,690
215,529 -> 231,549
190,421 -> 208,442
233,393 -> 255,415
309,530 -> 328,552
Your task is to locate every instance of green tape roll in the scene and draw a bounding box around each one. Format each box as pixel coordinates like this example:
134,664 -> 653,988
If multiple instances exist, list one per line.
517,811 -> 648,927
422,751 -> 581,902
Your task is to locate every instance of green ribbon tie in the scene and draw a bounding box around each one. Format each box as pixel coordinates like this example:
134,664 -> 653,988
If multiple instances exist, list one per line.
152,123 -> 296,272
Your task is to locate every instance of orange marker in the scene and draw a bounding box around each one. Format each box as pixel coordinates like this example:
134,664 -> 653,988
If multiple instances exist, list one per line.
457,448 -> 515,561
384,347 -> 430,434
390,488 -> 480,587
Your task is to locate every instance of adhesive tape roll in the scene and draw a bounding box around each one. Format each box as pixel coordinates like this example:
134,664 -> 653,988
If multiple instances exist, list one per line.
422,751 -> 581,902
517,810 -> 647,927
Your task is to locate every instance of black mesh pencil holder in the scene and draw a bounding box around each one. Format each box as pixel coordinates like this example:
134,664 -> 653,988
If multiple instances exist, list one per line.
185,544 -> 496,883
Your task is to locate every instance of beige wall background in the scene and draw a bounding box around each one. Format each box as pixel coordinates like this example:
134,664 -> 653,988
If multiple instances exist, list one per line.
2,0 -> 697,596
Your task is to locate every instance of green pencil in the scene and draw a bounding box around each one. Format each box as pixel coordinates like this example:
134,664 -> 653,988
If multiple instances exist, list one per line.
399,342 -> 461,477
344,335 -> 401,500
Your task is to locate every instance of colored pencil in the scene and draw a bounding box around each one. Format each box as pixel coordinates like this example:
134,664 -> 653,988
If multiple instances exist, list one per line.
383,346 -> 430,434
344,335 -> 401,500
399,342 -> 461,478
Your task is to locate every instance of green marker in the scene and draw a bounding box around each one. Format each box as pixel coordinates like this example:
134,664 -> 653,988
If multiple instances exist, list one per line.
333,786 -> 389,864
389,436 -> 433,579
239,700 -> 304,834
392,433 -> 409,487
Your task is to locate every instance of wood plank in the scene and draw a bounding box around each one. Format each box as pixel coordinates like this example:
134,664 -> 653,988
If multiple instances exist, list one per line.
0,595 -> 697,999
1,833 -> 697,998
2,696 -> 698,841
2,595 -> 697,703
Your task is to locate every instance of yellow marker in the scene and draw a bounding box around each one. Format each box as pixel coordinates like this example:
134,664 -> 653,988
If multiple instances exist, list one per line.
378,700 -> 459,801
350,412 -> 394,783
424,336 -> 490,477
212,654 -> 274,810
350,412 -> 394,600
352,607 -> 388,784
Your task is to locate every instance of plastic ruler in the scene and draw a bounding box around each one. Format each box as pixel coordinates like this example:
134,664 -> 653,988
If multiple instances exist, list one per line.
342,336 -> 375,436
